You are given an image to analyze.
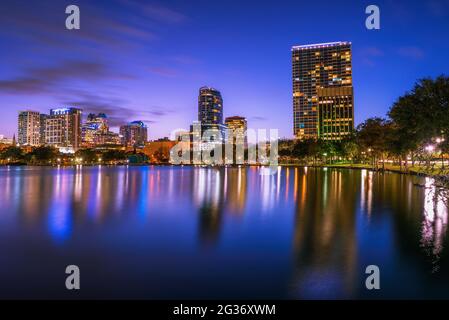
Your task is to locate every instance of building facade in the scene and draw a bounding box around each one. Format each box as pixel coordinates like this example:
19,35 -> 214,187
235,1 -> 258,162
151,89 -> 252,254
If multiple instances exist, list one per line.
18,111 -> 41,146
292,41 -> 354,140
44,108 -> 82,151
225,116 -> 247,145
198,86 -> 223,126
82,113 -> 109,147
142,139 -> 177,163
196,86 -> 227,150
81,113 -> 120,147
120,121 -> 148,148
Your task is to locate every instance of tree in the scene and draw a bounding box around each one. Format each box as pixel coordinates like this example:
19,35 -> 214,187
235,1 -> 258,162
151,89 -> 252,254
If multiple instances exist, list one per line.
27,146 -> 59,165
389,76 -> 449,155
153,147 -> 170,163
0,146 -> 24,162
388,76 -> 449,170
278,139 -> 293,159
319,140 -> 340,164
75,149 -> 98,163
356,117 -> 392,170
128,152 -> 148,164
102,150 -> 128,163
341,134 -> 359,163
291,139 -> 321,165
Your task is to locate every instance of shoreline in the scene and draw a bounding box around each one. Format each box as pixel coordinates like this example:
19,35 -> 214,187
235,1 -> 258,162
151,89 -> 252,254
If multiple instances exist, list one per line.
0,162 -> 446,177
2,162 -> 449,189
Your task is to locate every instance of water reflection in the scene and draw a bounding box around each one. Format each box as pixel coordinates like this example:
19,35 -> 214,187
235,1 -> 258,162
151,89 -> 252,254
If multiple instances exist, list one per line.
421,177 -> 448,272
0,166 -> 448,299
193,168 -> 248,244
291,168 -> 358,298
360,169 -> 373,217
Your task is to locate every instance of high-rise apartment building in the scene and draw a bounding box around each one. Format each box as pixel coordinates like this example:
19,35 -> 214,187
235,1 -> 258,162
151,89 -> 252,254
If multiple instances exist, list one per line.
225,116 -> 247,164
82,113 -> 112,147
225,116 -> 247,146
18,111 -> 41,146
198,86 -> 223,126
43,108 -> 82,151
197,86 -> 227,146
292,42 -> 354,140
120,121 -> 148,148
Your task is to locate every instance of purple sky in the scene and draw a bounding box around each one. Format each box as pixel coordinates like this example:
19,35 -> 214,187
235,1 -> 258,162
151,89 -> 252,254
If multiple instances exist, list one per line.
1,0 -> 449,140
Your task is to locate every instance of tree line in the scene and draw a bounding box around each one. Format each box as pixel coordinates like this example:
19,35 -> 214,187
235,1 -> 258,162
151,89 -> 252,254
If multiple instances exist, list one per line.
0,147 -> 151,165
279,76 -> 449,173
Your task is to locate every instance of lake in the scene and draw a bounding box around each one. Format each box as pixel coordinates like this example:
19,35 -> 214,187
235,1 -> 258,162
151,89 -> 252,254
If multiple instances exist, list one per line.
0,165 -> 448,299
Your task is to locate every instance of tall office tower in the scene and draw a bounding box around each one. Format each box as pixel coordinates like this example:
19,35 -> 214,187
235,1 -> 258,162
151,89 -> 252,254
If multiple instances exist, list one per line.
197,86 -> 227,145
82,113 -> 109,147
120,121 -> 148,148
198,86 -> 223,127
225,116 -> 248,164
292,42 -> 354,140
225,116 -> 247,145
44,108 -> 82,151
18,111 -> 41,146
198,87 -> 223,125
39,114 -> 47,145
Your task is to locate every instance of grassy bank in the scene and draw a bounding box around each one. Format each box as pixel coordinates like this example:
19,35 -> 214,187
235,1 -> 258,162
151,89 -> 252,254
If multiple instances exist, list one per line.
279,162 -> 449,178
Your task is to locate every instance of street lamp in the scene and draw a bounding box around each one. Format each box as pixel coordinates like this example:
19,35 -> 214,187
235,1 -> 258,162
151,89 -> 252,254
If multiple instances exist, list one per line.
322,153 -> 328,165
434,138 -> 446,169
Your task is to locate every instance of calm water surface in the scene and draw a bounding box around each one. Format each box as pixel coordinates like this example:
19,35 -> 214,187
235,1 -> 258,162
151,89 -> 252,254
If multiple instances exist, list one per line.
0,166 -> 448,299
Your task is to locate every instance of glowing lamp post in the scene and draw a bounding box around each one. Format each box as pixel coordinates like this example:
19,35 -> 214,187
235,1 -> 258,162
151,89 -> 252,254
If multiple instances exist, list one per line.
435,137 -> 446,169
323,153 -> 327,165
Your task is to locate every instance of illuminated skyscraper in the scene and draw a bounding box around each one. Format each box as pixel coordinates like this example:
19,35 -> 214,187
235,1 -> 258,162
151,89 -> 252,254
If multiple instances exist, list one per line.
225,116 -> 247,145
82,113 -> 111,147
120,121 -> 148,148
225,116 -> 247,164
292,42 -> 354,140
196,86 -> 227,151
18,111 -> 41,146
198,86 -> 223,126
44,108 -> 82,151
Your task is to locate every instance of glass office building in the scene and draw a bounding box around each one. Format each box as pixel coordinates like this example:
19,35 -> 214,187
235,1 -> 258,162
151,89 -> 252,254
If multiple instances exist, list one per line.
292,41 -> 354,140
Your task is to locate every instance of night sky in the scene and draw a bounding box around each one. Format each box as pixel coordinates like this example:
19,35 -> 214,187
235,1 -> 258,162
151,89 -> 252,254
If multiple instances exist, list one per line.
1,0 -> 448,139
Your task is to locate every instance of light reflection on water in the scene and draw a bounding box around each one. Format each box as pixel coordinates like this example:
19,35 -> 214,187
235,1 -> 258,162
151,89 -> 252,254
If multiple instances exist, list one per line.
421,177 -> 448,273
0,166 -> 448,299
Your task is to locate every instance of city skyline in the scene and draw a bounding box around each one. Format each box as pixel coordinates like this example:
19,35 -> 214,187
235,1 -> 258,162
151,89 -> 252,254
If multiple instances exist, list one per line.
1,0 -> 449,304
1,1 -> 449,140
